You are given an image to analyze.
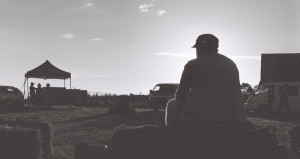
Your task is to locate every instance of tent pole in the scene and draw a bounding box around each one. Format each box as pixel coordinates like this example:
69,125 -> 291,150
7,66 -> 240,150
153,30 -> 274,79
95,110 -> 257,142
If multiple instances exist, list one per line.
27,78 -> 29,100
64,79 -> 66,88
70,77 -> 71,89
23,78 -> 26,99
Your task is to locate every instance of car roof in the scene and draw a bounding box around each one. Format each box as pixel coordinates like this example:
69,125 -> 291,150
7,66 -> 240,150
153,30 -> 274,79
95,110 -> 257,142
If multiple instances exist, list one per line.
156,83 -> 179,86
0,85 -> 14,87
0,85 -> 19,89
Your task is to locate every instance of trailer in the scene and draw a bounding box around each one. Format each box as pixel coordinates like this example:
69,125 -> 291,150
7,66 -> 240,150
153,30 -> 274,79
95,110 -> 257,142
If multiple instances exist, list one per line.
260,53 -> 300,85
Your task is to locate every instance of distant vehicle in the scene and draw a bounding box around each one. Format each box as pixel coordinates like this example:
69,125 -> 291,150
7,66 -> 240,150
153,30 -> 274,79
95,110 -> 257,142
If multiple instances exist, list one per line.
245,53 -> 300,114
149,83 -> 179,111
0,86 -> 24,108
245,82 -> 300,113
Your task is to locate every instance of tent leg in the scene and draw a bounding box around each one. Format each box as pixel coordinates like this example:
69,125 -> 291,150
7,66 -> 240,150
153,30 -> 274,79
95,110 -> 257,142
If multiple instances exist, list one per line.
70,78 -> 71,89
64,79 -> 65,88
23,78 -> 26,99
27,78 -> 29,100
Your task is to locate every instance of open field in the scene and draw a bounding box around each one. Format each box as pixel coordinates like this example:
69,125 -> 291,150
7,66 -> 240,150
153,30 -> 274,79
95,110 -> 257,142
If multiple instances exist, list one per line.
0,106 -> 299,159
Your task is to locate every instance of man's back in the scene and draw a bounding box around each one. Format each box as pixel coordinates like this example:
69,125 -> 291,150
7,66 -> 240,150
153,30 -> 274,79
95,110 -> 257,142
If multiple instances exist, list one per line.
176,53 -> 246,123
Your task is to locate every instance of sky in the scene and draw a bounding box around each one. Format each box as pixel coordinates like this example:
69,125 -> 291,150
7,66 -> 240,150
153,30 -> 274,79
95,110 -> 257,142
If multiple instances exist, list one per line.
0,0 -> 299,95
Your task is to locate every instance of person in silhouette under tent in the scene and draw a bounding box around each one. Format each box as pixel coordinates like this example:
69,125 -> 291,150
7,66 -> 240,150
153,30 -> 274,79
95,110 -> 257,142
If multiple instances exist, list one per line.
29,82 -> 36,104
35,83 -> 44,105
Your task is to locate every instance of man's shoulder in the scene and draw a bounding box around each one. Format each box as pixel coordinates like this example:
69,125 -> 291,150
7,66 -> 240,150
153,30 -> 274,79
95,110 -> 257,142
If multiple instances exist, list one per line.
185,59 -> 199,67
187,58 -> 198,64
215,54 -> 237,66
216,53 -> 234,61
187,54 -> 235,64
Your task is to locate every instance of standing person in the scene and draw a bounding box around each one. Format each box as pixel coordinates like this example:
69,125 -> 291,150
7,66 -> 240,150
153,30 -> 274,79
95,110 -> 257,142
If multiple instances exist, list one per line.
45,83 -> 51,106
277,84 -> 290,113
165,34 -> 248,126
36,83 -> 43,105
29,82 -> 36,104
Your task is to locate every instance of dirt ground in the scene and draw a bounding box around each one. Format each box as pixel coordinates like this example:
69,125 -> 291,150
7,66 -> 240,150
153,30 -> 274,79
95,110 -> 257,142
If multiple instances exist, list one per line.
0,106 -> 298,159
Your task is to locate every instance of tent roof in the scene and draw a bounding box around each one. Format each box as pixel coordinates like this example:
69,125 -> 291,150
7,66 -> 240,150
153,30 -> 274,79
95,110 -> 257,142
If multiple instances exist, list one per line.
25,60 -> 71,79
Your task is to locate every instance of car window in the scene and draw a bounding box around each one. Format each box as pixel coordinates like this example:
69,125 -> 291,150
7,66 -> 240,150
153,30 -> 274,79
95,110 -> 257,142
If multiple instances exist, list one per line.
160,86 -> 173,93
6,87 -> 19,94
255,87 -> 269,95
153,85 -> 160,91
279,86 -> 299,96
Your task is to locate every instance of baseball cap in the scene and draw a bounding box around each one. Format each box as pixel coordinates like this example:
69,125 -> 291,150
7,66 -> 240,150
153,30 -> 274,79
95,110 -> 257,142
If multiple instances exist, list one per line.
192,34 -> 219,51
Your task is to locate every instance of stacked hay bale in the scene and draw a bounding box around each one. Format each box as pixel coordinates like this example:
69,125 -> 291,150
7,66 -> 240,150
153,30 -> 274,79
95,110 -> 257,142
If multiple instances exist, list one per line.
109,125 -> 179,159
0,126 -> 41,159
0,118 -> 52,159
74,143 -> 108,159
108,124 -> 288,159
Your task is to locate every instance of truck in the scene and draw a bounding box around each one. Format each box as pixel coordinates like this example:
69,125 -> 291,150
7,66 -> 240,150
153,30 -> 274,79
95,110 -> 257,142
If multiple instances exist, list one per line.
245,53 -> 300,113
149,83 -> 179,111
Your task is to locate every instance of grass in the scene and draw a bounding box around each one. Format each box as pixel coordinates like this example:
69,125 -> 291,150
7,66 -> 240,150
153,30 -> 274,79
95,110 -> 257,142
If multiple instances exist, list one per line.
0,106 -> 298,159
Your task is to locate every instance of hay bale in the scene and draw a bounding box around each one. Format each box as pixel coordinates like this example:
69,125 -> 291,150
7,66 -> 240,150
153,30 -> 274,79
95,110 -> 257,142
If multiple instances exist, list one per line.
0,126 -> 41,159
109,123 -> 287,159
289,126 -> 300,150
0,118 -> 52,157
109,125 -> 180,159
74,143 -> 108,159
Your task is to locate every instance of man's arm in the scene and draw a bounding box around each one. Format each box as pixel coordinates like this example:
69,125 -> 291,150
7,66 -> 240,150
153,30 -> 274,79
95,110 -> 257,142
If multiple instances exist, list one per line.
176,63 -> 191,102
232,64 -> 248,122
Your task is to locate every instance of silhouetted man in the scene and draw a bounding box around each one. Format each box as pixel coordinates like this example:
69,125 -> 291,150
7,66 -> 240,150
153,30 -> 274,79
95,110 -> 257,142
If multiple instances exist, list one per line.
29,82 -> 36,103
165,34 -> 248,126
36,83 -> 43,105
45,83 -> 51,106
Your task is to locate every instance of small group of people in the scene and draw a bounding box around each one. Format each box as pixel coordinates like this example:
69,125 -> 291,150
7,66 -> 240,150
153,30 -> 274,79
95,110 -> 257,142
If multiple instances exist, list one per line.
29,82 -> 51,105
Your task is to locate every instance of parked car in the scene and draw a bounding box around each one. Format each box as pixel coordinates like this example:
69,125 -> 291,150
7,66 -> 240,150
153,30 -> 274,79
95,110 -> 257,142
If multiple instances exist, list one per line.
149,83 -> 179,111
0,85 -> 24,108
245,82 -> 300,114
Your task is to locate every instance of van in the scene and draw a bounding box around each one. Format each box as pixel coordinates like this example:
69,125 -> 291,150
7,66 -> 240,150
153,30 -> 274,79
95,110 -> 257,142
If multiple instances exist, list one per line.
245,82 -> 300,113
149,83 -> 179,111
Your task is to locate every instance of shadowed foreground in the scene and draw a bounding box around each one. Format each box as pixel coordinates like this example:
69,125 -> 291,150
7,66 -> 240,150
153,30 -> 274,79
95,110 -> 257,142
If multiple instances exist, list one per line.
0,106 -> 297,159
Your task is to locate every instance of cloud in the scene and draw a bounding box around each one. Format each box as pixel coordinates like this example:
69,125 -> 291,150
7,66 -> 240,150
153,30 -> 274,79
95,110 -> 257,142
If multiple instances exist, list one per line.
60,33 -> 75,39
92,37 -> 103,41
153,52 -> 192,57
138,4 -> 167,17
139,4 -> 154,13
157,10 -> 167,16
85,2 -> 94,7
229,56 -> 261,60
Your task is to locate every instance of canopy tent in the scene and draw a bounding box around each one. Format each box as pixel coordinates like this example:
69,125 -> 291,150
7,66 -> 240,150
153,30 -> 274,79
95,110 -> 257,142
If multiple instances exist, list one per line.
24,60 -> 71,98
25,60 -> 71,79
